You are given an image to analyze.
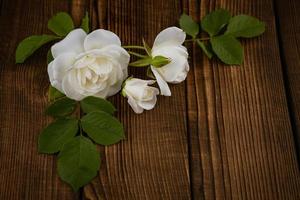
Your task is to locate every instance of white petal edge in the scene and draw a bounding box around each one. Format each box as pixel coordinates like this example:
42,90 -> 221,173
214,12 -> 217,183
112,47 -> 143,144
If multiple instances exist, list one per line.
127,96 -> 144,114
151,46 -> 189,83
47,62 -> 54,83
51,53 -> 76,80
151,66 -> 171,96
62,71 -> 85,101
172,62 -> 190,83
51,29 -> 86,58
84,29 -> 121,51
152,27 -> 186,50
106,80 -> 123,97
138,88 -> 159,110
125,78 -> 155,87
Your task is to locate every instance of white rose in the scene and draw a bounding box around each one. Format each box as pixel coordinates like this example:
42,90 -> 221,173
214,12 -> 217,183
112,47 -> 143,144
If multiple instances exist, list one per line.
48,28 -> 130,101
150,27 -> 189,96
122,78 -> 159,114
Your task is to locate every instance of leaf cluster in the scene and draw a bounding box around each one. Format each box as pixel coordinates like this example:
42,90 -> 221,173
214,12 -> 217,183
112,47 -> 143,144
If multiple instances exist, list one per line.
39,91 -> 123,191
179,9 -> 265,65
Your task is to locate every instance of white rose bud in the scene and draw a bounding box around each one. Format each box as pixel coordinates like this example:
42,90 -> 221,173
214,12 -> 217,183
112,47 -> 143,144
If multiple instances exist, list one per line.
122,78 -> 159,114
150,27 -> 189,96
48,28 -> 130,101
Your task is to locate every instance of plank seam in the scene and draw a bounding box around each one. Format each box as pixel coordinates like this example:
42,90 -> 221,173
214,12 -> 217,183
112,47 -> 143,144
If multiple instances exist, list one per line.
272,0 -> 300,166
183,2 -> 198,200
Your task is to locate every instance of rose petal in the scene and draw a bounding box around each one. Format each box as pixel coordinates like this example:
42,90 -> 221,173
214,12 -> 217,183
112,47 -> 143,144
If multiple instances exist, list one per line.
173,62 -> 190,83
151,66 -> 171,96
62,70 -> 85,101
138,94 -> 158,110
127,96 -> 144,114
93,88 -> 109,99
101,45 -> 130,70
126,78 -> 155,87
125,85 -> 146,100
48,52 -> 77,92
106,62 -> 122,86
152,27 -> 186,50
106,80 -> 123,97
48,62 -> 64,92
47,62 -> 54,83
84,30 -> 121,51
51,29 -> 86,58
152,47 -> 189,83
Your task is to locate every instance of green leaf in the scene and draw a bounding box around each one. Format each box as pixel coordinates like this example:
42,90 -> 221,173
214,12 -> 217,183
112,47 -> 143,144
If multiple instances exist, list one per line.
142,39 -> 152,56
15,35 -> 59,64
211,35 -> 243,65
48,85 -> 65,102
80,96 -> 116,115
38,118 -> 78,154
179,13 -> 199,38
81,111 -> 124,146
57,136 -> 100,191
47,49 -> 54,64
81,12 -> 90,33
151,56 -> 170,68
196,40 -> 213,59
48,12 -> 74,36
201,9 -> 231,36
45,97 -> 77,117
129,57 -> 152,67
225,15 -> 265,38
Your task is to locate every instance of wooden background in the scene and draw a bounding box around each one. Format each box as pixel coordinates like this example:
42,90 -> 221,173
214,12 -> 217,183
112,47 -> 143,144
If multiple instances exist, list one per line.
0,0 -> 299,199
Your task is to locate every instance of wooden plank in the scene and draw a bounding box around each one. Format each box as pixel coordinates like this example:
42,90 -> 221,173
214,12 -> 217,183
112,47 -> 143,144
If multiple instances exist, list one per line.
83,0 -> 191,199
184,0 -> 300,199
0,0 -> 79,199
274,0 -> 300,150
1,0 -> 299,199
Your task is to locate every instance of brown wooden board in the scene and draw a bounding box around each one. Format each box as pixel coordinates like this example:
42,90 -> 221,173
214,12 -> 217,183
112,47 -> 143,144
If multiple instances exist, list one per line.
0,0 -> 299,199
83,0 -> 191,199
0,0 -> 78,199
184,0 -> 300,199
274,0 -> 300,150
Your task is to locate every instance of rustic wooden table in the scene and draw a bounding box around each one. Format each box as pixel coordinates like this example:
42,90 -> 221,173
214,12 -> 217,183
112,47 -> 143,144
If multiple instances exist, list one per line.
0,0 -> 299,199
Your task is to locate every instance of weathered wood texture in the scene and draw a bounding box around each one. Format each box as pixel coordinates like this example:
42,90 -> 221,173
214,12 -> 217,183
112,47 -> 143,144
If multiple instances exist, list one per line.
274,0 -> 300,148
0,0 -> 299,199
83,0 -> 191,199
0,0 -> 78,199
184,0 -> 300,199
186,0 -> 300,199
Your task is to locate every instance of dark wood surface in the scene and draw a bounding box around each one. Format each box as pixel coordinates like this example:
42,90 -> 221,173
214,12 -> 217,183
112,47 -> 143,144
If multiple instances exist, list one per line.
0,0 -> 299,199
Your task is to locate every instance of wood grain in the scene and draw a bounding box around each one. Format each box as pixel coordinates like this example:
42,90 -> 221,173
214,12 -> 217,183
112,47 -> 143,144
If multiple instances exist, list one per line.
0,0 -> 78,199
274,0 -> 300,152
0,0 -> 299,199
184,0 -> 300,199
83,0 -> 191,199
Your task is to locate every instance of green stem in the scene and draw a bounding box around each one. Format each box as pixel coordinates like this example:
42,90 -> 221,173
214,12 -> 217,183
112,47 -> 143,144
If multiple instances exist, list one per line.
198,37 -> 210,41
79,120 -> 83,136
185,39 -> 194,42
122,45 -> 145,50
185,37 -> 210,42
127,51 -> 147,58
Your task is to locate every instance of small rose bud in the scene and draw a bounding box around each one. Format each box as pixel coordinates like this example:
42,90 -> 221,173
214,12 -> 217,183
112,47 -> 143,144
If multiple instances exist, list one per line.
122,78 -> 159,114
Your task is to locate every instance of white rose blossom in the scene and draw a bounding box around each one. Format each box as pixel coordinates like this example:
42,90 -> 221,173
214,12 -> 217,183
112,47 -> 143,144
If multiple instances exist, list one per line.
48,28 -> 130,101
122,78 -> 159,114
150,27 -> 189,96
